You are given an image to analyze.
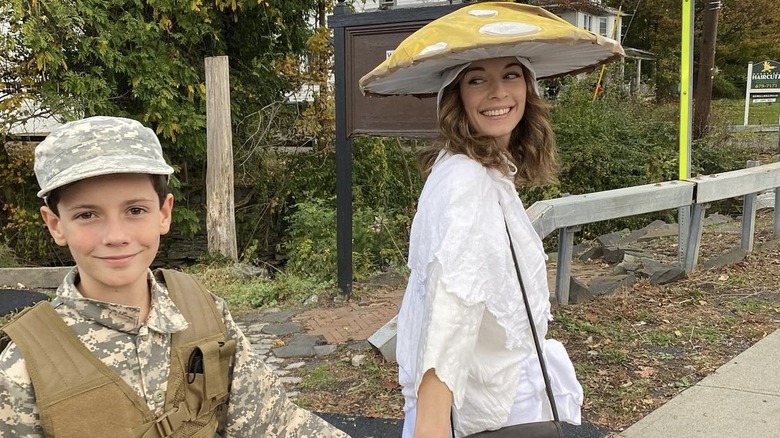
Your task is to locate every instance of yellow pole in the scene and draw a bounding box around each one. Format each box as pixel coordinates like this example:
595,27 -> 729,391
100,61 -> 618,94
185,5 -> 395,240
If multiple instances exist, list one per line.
593,7 -> 622,101
677,0 -> 695,263
679,0 -> 694,180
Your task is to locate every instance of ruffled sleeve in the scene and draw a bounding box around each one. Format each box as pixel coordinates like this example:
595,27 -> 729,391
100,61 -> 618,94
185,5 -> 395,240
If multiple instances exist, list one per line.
414,261 -> 486,409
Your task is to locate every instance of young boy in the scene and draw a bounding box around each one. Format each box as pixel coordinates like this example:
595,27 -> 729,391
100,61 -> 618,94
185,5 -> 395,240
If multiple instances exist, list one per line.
0,116 -> 350,437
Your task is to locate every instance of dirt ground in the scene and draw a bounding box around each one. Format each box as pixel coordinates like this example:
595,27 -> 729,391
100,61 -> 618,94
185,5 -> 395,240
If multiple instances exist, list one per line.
290,209 -> 780,434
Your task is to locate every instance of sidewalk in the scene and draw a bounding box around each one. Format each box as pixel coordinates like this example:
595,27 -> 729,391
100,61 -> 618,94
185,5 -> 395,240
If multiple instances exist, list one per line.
617,328 -> 780,437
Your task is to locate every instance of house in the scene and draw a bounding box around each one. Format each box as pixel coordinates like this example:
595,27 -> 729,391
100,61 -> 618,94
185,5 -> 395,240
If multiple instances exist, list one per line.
530,0 -> 622,40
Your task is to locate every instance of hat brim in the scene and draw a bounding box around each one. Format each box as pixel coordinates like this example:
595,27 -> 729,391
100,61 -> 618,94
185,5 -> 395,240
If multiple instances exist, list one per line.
37,155 -> 174,198
359,2 -> 624,96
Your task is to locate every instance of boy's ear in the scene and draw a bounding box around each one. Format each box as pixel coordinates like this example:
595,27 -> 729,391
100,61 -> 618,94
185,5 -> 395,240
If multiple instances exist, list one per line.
159,194 -> 174,236
40,206 -> 68,247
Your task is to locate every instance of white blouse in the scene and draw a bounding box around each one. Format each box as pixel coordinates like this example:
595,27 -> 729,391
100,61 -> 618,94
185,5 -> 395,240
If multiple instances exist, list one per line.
397,153 -> 583,437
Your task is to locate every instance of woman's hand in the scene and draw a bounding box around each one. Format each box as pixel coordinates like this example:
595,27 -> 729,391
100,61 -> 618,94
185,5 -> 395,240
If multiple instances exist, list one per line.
414,369 -> 453,438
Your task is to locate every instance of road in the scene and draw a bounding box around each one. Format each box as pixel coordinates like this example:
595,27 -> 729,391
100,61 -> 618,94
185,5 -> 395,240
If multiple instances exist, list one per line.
317,413 -> 610,437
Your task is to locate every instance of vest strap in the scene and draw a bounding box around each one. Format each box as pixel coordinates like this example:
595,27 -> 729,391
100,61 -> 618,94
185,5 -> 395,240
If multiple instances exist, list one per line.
148,401 -> 191,438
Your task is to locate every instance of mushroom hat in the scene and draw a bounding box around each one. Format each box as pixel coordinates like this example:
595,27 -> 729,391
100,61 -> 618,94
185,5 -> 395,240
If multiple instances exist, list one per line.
359,2 -> 625,96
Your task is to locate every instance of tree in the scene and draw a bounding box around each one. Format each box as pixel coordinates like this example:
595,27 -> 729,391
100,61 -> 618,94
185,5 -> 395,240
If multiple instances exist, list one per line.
693,1 -> 719,139
716,0 -> 780,95
612,0 -> 780,100
0,0 -> 323,162
0,0 -> 329,262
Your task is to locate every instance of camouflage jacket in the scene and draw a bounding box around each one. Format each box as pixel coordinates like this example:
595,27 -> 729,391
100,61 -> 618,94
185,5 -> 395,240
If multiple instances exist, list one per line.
0,268 -> 349,438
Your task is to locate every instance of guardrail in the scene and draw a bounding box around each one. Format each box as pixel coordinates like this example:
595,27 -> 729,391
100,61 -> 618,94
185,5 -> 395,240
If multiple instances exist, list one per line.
529,160 -> 780,305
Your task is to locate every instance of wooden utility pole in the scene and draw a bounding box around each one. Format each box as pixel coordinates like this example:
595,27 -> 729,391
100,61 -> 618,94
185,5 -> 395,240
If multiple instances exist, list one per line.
205,56 -> 238,260
693,0 -> 721,140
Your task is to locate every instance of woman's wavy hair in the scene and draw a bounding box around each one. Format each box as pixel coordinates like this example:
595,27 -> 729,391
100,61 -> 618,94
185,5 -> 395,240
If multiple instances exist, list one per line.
419,64 -> 559,186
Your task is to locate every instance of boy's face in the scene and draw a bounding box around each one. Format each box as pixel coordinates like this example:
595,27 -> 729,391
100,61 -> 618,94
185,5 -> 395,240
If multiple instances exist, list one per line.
40,173 -> 174,298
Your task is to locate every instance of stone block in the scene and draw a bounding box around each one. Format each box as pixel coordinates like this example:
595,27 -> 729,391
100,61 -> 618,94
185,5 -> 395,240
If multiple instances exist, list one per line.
702,248 -> 748,271
589,274 -> 637,295
568,277 -> 594,304
649,267 -> 686,285
579,246 -> 604,261
368,315 -> 398,363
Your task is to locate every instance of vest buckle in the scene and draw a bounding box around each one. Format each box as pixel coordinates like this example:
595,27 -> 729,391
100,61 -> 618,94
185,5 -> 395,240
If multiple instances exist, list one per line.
154,401 -> 190,437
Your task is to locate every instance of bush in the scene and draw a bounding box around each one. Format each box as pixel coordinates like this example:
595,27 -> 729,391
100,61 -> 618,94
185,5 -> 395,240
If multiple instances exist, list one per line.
547,72 -> 760,239
0,242 -> 18,268
282,197 -> 410,283
712,75 -> 740,99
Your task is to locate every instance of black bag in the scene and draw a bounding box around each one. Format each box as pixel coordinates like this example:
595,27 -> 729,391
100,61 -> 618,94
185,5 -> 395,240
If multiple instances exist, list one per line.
454,222 -> 564,438
462,420 -> 562,438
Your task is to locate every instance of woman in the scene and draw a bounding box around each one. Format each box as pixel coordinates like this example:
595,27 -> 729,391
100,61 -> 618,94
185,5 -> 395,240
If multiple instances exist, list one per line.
399,55 -> 582,438
359,3 -> 624,437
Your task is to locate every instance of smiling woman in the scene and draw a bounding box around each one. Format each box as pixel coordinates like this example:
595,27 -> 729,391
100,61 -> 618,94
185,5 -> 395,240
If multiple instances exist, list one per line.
359,2 -> 624,438
458,58 -> 528,149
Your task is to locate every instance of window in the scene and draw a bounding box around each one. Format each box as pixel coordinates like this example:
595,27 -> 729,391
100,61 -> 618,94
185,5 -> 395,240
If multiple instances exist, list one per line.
582,14 -> 592,31
599,17 -> 608,36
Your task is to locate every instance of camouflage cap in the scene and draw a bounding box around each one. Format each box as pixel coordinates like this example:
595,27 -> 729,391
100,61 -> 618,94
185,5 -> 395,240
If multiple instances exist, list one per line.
34,116 -> 174,198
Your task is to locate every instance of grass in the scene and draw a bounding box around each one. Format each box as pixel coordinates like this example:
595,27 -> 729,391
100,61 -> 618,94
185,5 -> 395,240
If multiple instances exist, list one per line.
298,365 -> 338,391
712,98 -> 780,126
188,262 -> 336,311
0,244 -> 18,268
727,298 -> 779,314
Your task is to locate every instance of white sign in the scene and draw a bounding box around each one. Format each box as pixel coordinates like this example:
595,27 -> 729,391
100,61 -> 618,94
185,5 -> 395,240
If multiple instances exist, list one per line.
744,61 -> 780,125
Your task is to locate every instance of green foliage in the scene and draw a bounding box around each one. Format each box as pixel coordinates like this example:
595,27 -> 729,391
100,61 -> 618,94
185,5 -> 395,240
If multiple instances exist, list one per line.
1,0 -> 327,264
711,98 -> 780,126
191,261 -> 331,310
609,0 -> 780,99
715,0 -> 780,95
552,74 -> 679,195
298,365 -> 337,391
282,197 -> 410,283
711,75 -> 740,100
0,242 -> 18,268
0,141 -> 63,263
547,73 -> 760,238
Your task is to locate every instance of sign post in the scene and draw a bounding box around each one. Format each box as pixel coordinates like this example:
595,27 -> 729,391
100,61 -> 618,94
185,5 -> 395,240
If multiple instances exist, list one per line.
678,0 -> 694,262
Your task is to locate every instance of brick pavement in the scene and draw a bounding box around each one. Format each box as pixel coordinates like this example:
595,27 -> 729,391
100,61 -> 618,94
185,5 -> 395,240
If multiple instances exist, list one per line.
293,287 -> 404,344
291,265 -> 582,345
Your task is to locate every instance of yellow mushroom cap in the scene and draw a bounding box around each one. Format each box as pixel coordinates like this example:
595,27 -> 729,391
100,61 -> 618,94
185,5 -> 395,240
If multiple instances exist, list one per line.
359,2 -> 625,96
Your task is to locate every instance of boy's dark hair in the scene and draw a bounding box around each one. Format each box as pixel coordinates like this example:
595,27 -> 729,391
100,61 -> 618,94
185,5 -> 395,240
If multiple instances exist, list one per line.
45,174 -> 170,216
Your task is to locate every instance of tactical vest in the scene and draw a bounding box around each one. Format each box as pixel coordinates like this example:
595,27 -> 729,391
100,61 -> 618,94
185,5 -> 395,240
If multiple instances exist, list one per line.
1,269 -> 237,438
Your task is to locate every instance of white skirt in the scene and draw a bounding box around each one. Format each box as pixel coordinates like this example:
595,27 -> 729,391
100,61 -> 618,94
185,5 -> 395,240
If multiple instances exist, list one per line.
401,339 -> 583,438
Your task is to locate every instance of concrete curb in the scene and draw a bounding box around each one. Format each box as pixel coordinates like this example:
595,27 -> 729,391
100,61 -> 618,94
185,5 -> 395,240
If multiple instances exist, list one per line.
617,329 -> 780,437
0,267 -> 73,289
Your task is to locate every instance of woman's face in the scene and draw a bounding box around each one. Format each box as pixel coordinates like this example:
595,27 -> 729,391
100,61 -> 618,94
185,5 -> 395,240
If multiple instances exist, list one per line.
458,57 -> 528,149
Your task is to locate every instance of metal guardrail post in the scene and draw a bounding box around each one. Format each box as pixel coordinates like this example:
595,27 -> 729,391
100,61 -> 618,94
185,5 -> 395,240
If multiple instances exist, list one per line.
775,186 -> 780,239
678,206 -> 691,264
554,226 -> 578,305
683,203 -> 706,272
775,156 -> 780,239
741,160 -> 760,252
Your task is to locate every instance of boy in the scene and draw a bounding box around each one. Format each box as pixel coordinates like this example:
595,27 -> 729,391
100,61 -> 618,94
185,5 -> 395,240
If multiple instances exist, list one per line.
0,116 -> 350,437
